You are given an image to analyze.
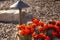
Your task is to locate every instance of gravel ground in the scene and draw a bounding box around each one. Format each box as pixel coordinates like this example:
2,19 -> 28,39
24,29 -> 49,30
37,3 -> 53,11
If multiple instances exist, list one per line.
0,23 -> 18,40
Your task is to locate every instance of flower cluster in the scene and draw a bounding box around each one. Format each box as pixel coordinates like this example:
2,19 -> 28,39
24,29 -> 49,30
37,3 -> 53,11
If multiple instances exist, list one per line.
17,18 -> 60,40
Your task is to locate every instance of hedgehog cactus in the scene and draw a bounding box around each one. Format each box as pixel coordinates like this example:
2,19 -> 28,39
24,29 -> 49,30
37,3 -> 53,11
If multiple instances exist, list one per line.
16,18 -> 60,40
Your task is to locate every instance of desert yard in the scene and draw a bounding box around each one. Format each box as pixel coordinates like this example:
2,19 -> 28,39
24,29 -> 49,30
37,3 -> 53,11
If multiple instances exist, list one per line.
0,0 -> 60,40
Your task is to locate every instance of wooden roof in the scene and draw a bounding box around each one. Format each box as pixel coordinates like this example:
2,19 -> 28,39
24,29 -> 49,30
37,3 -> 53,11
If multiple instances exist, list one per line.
10,0 -> 29,9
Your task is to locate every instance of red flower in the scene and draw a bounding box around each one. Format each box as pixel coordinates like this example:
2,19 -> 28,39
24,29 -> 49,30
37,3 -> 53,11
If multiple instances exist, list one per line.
31,28 -> 34,33
31,23 -> 37,28
19,30 -> 25,36
44,24 -> 49,30
39,33 -> 46,39
38,27 -> 44,32
57,33 -> 60,37
52,32 -> 57,37
19,29 -> 31,36
25,25 -> 31,30
52,31 -> 60,37
32,18 -> 39,24
53,26 -> 60,32
56,20 -> 60,26
44,24 -> 55,30
48,24 -> 55,29
17,24 -> 25,30
25,29 -> 31,35
32,33 -> 39,39
45,36 -> 50,40
49,20 -> 56,25
57,27 -> 60,32
38,21 -> 44,26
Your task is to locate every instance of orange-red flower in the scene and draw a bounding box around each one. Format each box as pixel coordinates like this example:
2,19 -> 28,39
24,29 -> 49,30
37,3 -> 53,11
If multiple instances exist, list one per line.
57,27 -> 60,32
44,24 -> 55,30
31,28 -> 35,33
53,26 -> 60,32
25,25 -> 31,30
19,29 -> 31,36
38,27 -> 44,32
44,24 -> 49,30
57,33 -> 60,37
38,21 -> 45,26
25,29 -> 31,35
39,33 -> 46,39
32,18 -> 39,24
49,20 -> 56,25
17,24 -> 25,30
52,32 -> 57,37
19,30 -> 25,36
32,33 -> 39,39
56,20 -> 60,26
48,24 -> 55,29
45,36 -> 50,40
31,23 -> 37,28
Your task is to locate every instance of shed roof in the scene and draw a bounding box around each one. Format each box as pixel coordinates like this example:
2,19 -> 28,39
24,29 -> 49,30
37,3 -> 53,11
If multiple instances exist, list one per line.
10,0 -> 29,9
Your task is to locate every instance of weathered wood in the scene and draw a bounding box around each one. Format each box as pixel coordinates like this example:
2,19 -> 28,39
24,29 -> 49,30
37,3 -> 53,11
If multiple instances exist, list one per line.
19,8 -> 22,25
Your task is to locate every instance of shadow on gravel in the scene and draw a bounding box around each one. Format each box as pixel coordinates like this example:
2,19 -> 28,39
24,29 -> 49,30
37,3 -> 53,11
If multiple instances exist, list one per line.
0,21 -> 18,24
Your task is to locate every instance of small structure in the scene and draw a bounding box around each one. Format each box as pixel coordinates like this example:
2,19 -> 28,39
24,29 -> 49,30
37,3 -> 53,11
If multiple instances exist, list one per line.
10,0 -> 29,25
